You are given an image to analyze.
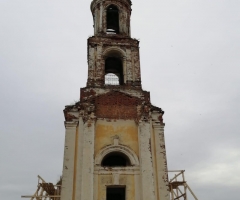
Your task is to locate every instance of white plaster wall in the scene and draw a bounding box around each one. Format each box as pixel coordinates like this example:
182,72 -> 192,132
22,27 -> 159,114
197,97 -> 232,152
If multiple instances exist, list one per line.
75,118 -> 84,200
61,121 -> 78,200
138,121 -> 156,200
80,121 -> 95,200
152,113 -> 170,200
61,118 -> 96,200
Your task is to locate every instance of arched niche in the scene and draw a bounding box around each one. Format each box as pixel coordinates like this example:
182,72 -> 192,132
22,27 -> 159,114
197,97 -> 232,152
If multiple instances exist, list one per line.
95,144 -> 139,167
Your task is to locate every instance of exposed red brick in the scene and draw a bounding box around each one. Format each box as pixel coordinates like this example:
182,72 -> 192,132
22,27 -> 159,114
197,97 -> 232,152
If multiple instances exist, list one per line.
80,88 -> 96,101
95,91 -> 141,119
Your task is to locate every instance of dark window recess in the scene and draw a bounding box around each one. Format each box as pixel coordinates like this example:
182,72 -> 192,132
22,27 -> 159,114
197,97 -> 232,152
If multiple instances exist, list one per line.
107,5 -> 119,33
105,57 -> 123,85
102,152 -> 130,167
107,187 -> 126,200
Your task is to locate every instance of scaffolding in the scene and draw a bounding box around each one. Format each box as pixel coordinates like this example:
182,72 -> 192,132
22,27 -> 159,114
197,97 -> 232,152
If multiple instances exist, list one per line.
168,170 -> 198,200
22,171 -> 198,200
21,175 -> 61,200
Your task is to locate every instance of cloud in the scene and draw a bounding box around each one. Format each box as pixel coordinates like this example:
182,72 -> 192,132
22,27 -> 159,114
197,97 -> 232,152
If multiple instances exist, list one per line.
189,147 -> 240,186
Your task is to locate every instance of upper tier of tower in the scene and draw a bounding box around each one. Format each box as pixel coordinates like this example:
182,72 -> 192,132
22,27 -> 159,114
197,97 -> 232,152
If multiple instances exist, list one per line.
91,0 -> 132,36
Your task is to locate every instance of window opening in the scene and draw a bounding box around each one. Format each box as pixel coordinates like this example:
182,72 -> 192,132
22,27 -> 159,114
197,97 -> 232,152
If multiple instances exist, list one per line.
107,187 -> 126,200
105,73 -> 119,85
102,152 -> 130,167
107,5 -> 119,34
105,57 -> 123,85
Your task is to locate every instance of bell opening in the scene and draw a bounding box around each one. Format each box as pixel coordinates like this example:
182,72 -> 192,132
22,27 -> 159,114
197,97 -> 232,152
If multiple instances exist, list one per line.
107,5 -> 119,34
105,57 -> 123,85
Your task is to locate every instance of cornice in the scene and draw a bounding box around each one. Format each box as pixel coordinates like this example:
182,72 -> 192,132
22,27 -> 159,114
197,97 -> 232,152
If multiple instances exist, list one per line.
64,121 -> 79,128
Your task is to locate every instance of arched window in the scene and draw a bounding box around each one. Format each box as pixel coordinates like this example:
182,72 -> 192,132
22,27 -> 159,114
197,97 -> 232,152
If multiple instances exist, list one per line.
107,5 -> 119,34
102,152 -> 130,167
105,57 -> 123,85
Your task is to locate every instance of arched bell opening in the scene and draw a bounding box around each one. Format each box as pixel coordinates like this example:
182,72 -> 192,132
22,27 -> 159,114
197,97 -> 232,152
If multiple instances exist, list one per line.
107,5 -> 119,34
105,57 -> 123,85
101,152 -> 130,167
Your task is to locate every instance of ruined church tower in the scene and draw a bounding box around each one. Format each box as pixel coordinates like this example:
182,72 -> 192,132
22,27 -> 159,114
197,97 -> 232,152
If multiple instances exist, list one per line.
61,0 -> 169,199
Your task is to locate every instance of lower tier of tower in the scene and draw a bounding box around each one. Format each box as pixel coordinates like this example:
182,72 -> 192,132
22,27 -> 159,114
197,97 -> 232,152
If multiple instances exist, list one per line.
61,88 -> 169,200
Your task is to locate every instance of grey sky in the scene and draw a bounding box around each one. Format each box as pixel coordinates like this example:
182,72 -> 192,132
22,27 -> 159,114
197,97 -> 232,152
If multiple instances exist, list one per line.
0,0 -> 239,199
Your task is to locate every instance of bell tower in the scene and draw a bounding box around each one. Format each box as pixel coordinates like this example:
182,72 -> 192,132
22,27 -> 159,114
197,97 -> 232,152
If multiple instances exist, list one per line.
92,0 -> 131,36
61,0 -> 170,200
87,0 -> 140,87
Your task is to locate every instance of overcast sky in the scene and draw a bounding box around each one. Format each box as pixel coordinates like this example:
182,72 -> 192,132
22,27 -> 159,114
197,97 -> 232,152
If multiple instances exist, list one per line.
0,0 -> 240,199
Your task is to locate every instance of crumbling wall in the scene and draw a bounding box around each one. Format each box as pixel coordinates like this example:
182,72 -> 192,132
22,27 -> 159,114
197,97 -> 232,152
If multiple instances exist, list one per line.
87,37 -> 141,87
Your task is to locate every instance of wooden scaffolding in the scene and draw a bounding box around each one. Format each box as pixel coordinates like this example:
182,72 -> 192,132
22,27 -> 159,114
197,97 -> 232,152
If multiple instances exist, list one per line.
22,171 -> 198,200
21,175 -> 61,200
168,170 -> 198,200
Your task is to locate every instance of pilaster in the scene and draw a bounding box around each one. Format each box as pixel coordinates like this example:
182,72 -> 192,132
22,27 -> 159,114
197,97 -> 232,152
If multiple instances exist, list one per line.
138,120 -> 156,200
126,48 -> 133,82
80,119 -> 96,200
152,115 -> 169,200
96,44 -> 103,82
61,121 -> 79,200
75,117 -> 85,200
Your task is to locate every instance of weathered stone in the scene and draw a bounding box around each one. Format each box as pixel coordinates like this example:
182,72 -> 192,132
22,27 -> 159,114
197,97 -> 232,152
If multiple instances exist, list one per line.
61,0 -> 170,200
